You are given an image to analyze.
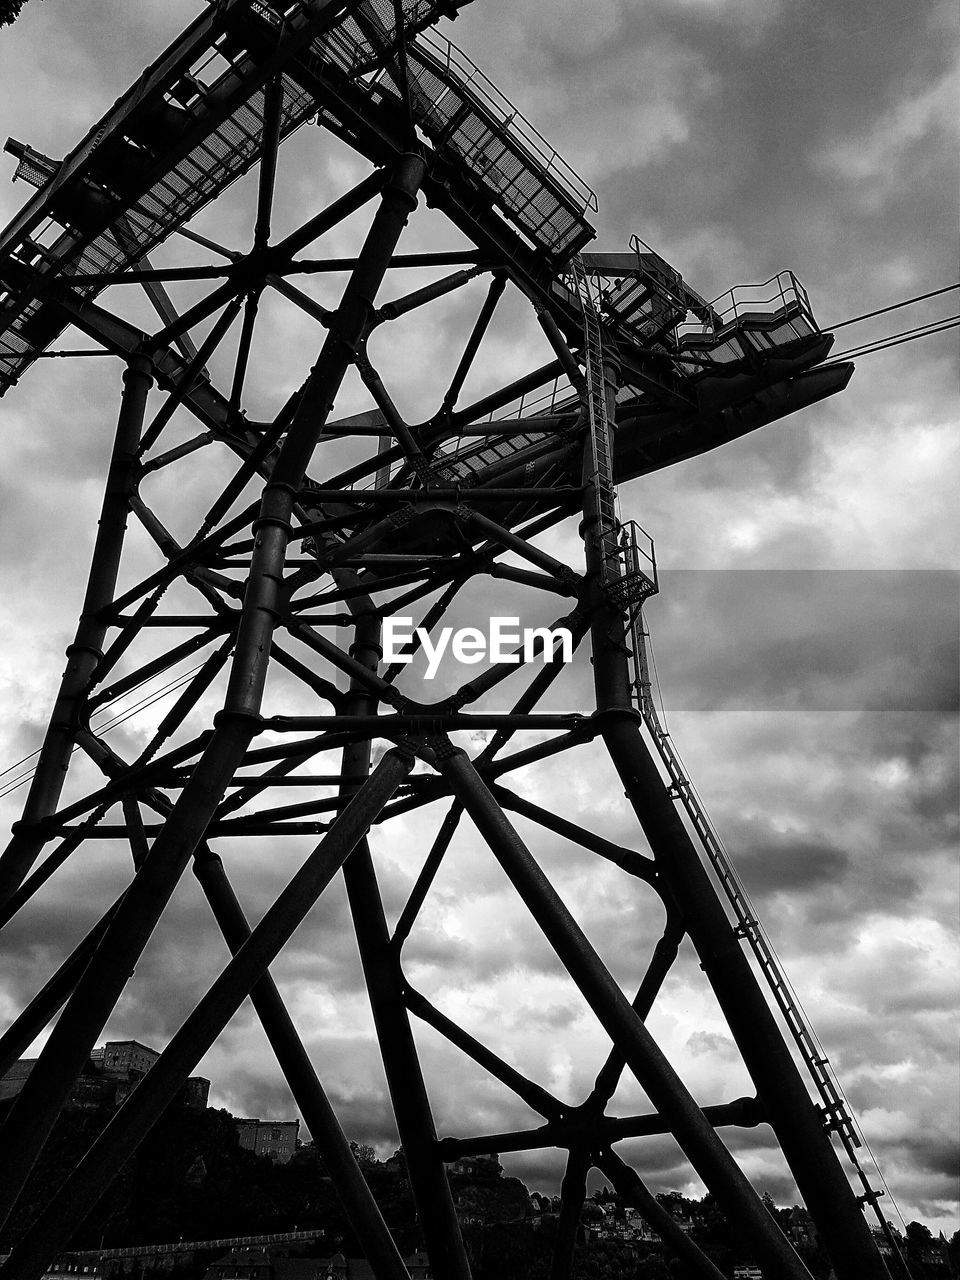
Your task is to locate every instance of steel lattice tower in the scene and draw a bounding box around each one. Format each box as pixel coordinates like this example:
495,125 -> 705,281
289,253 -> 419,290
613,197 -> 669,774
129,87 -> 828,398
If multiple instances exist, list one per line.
0,4 -> 897,1279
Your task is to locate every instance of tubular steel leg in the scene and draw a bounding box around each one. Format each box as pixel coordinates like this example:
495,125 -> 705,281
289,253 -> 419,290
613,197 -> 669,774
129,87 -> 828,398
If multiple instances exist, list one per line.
192,847 -> 408,1278
436,745 -> 813,1280
587,919 -> 685,1111
0,748 -> 414,1280
584,360 -> 890,1280
0,356 -> 153,909
550,1147 -> 590,1280
597,1150 -> 728,1280
0,153 -> 427,1232
340,614 -> 472,1279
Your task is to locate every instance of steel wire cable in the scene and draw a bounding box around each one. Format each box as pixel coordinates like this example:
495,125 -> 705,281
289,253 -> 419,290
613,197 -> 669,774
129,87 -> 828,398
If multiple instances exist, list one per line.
90,660 -> 209,734
0,767 -> 41,801
647,684 -> 913,1237
826,314 -> 960,363
645,620 -> 670,731
0,659 -> 211,802
0,747 -> 43,781
823,283 -> 959,331
635,597 -> 913,1235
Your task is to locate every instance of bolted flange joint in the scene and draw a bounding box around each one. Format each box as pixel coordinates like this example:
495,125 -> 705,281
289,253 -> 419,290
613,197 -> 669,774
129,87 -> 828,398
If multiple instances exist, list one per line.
213,708 -> 265,733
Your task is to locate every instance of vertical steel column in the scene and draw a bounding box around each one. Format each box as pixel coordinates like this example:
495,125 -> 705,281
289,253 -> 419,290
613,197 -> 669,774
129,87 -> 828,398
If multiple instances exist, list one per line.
0,154 -> 428,1231
436,746 -> 813,1280
585,355 -> 890,1280
339,613 -> 472,1279
596,1151 -> 729,1280
550,1149 -> 591,1280
0,355 -> 153,909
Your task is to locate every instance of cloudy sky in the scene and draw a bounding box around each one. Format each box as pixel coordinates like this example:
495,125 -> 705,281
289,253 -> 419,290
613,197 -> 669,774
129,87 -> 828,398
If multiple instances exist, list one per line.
0,0 -> 957,1242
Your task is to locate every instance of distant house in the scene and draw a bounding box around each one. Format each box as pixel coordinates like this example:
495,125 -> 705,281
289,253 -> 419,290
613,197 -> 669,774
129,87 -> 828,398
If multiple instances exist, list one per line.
38,1263 -> 101,1280
235,1117 -> 300,1164
90,1040 -> 209,1106
784,1205 -> 816,1249
622,1209 -> 660,1242
0,1040 -> 208,1111
448,1152 -> 502,1180
90,1040 -> 159,1077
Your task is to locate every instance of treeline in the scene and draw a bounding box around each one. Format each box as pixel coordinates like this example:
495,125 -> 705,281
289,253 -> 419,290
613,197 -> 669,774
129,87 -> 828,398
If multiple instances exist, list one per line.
1,1097 -> 955,1280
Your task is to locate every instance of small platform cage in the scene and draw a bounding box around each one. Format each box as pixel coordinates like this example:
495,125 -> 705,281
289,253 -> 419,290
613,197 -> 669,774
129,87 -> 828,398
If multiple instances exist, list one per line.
606,520 -> 658,612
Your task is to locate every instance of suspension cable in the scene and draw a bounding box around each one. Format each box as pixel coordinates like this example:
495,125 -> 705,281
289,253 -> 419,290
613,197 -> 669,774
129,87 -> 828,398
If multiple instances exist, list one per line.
823,282 -> 959,331
819,281 -> 960,330
0,659 -> 211,802
825,315 -> 959,364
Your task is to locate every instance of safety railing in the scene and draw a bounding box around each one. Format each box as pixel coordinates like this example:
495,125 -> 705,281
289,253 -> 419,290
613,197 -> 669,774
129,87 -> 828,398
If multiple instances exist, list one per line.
417,373 -> 578,489
66,1227 -> 326,1261
0,0 -> 462,395
677,271 -> 815,340
607,520 -> 657,610
364,29 -> 596,260
412,31 -> 598,219
625,613 -> 908,1257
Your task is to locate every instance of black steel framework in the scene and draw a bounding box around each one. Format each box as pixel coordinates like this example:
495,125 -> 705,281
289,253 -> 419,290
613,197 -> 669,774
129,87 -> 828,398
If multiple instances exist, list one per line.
0,3 -> 897,1278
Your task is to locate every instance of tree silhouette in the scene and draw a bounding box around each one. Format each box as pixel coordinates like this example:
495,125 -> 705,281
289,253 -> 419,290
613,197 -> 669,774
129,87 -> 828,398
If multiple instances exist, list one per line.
0,0 -> 42,27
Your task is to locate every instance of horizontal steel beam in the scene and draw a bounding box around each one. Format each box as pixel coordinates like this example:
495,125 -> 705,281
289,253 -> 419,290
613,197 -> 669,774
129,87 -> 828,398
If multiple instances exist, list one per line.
437,1097 -> 765,1158
264,713 -> 589,732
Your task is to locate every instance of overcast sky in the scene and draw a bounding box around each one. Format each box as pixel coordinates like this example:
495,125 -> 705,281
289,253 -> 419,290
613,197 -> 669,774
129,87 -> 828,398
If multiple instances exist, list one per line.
0,0 -> 957,1241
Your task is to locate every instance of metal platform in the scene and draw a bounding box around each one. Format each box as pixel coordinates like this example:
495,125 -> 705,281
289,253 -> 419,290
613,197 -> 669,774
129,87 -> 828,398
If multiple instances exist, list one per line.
370,30 -> 597,261
676,270 -> 820,367
0,0 -> 469,396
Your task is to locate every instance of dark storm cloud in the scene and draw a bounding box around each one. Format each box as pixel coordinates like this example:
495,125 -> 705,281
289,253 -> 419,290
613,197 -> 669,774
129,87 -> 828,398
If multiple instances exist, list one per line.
904,1136 -> 960,1180
720,829 -> 850,894
647,569 -> 959,711
801,868 -> 924,927
0,0 -> 956,1230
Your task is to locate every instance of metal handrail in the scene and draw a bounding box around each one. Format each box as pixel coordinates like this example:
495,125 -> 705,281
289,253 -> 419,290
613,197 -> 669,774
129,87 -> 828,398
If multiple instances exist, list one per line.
66,1227 -> 326,1261
411,31 -> 598,217
677,271 -> 813,339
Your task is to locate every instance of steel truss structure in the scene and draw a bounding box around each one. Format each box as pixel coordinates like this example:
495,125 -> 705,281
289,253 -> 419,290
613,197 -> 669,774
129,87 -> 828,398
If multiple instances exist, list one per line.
0,3 -> 896,1278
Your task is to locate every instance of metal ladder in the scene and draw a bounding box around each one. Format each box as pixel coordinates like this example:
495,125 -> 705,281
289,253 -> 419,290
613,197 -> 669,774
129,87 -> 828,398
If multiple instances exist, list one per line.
627,615 -> 910,1263
630,627 -> 860,1148
571,255 -> 623,594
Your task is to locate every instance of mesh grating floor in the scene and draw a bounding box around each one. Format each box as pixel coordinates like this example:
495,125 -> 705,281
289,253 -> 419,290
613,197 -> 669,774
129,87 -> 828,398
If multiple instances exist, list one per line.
371,33 -> 595,261
0,0 -> 459,394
